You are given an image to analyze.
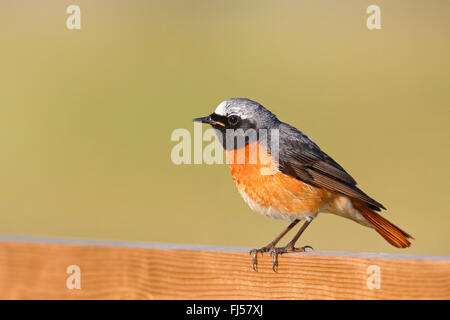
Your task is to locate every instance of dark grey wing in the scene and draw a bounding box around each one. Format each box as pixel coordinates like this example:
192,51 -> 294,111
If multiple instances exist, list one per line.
277,123 -> 385,211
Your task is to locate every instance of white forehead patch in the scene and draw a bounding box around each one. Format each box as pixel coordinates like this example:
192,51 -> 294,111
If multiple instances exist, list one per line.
214,101 -> 227,116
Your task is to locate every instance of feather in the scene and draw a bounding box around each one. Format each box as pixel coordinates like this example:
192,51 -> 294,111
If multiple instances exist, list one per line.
277,123 -> 385,211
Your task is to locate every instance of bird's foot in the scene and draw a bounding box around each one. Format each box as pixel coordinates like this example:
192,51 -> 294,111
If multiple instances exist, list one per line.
270,245 -> 314,273
249,244 -> 275,272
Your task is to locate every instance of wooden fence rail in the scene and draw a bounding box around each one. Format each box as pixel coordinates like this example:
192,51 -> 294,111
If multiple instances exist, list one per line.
0,237 -> 448,299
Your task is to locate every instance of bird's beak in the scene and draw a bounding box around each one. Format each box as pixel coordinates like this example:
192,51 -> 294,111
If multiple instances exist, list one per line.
193,115 -> 212,124
193,114 -> 226,127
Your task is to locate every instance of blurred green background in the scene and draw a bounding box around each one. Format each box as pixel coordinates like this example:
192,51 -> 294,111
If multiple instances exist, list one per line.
1,0 -> 449,255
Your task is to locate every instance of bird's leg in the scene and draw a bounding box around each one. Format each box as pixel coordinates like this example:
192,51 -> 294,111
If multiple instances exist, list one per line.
250,219 -> 300,271
271,220 -> 314,272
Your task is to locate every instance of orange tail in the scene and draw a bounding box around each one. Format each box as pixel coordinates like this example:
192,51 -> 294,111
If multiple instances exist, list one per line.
353,202 -> 413,248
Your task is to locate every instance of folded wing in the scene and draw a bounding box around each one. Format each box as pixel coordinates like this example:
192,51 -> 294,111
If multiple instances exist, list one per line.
277,123 -> 385,211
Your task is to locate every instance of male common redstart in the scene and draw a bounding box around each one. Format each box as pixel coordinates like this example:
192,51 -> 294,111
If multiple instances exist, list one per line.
194,98 -> 413,272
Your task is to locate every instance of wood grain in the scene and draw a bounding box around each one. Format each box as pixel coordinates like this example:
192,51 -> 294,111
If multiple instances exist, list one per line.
0,240 -> 448,299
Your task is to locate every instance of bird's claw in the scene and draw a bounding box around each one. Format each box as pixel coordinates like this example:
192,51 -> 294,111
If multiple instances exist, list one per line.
269,245 -> 314,273
251,244 -> 313,272
249,246 -> 273,272
300,245 -> 314,252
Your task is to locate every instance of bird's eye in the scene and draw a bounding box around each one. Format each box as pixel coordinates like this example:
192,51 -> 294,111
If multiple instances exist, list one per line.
228,115 -> 240,126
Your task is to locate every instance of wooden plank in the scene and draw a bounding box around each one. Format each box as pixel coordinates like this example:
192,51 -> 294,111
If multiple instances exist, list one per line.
0,239 -> 448,299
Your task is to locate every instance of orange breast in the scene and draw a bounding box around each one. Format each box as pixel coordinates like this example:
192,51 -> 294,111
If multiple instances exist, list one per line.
225,142 -> 330,220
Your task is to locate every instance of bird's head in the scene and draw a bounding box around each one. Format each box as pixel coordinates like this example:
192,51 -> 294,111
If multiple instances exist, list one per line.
193,98 -> 279,150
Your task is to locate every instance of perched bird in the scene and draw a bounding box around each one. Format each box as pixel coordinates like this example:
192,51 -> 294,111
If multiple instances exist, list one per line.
194,98 -> 412,272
